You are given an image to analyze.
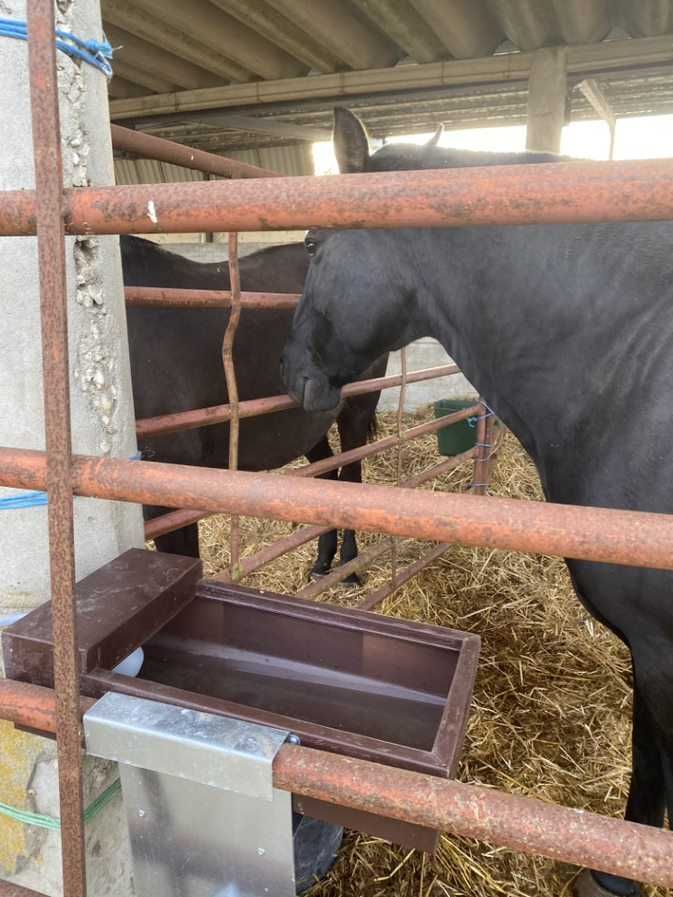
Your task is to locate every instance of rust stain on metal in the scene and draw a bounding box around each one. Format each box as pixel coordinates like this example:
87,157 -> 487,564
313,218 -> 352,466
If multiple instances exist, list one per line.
26,3 -> 86,897
298,449 -> 476,599
5,160 -> 673,236
287,404 -> 480,480
223,233 -> 242,576
358,543 -> 451,611
272,745 -> 673,889
211,523 -> 333,583
8,446 -> 673,571
0,681 -> 95,737
124,286 -> 300,310
144,508 -> 208,541
110,123 -> 280,180
136,363 -> 461,439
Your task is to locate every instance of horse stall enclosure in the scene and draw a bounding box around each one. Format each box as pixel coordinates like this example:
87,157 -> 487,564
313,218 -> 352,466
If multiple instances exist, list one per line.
3,3 -> 673,897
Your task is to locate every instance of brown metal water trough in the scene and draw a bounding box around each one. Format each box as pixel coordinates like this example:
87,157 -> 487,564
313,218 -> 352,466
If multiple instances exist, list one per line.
2,549 -> 480,852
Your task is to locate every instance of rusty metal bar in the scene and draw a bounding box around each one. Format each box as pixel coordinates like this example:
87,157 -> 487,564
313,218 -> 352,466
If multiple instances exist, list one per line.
274,745 -> 673,890
144,508 -> 207,541
110,123 -> 280,180
297,540 -> 390,600
0,680 -> 94,737
296,448 -> 477,599
403,447 -> 476,488
125,286 -> 300,310
358,543 -> 451,611
136,363 -> 460,439
142,410 -> 476,543
391,347 -> 409,587
27,4 -> 86,897
159,445 -> 476,577
223,233 -> 242,576
1,679 -> 671,889
288,404 -> 481,480
471,399 -> 494,495
8,447 -> 673,571
212,523 -> 333,582
5,159 -> 673,237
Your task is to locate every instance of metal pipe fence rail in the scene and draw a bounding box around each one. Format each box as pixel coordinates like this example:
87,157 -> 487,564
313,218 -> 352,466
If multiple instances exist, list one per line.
5,158 -> 673,237
125,285 -> 301,310
135,362 -> 461,438
0,680 -> 672,891
6,447 -> 673,572
110,123 -> 281,180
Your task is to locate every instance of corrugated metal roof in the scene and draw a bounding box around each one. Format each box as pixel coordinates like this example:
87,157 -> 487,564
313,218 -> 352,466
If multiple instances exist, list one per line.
105,1 -> 673,159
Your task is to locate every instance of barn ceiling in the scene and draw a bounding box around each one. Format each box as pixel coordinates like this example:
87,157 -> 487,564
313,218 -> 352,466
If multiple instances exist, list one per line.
105,0 -> 673,166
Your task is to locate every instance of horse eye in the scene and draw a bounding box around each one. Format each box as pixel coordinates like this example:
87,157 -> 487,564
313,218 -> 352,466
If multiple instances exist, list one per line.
305,239 -> 317,255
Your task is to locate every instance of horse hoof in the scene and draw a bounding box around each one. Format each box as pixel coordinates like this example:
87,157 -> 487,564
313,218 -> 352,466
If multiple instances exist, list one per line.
339,572 -> 362,587
309,569 -> 329,582
574,870 -> 642,897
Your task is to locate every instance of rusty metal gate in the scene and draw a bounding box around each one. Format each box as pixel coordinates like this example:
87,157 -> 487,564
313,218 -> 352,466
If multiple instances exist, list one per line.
1,3 -> 673,897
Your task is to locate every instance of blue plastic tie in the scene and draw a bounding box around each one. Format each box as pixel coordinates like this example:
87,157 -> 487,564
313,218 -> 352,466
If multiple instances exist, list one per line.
0,18 -> 113,78
0,452 -> 142,510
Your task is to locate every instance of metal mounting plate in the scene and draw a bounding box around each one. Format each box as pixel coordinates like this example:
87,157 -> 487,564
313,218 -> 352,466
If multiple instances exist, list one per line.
84,692 -> 294,897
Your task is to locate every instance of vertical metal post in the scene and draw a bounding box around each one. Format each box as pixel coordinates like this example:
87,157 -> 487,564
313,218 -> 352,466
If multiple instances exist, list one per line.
471,400 -> 493,496
26,3 -> 86,897
223,232 -> 242,576
391,346 -> 408,586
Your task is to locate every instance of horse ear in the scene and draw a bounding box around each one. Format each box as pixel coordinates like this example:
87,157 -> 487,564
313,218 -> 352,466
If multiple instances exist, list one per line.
426,124 -> 444,147
333,108 -> 370,173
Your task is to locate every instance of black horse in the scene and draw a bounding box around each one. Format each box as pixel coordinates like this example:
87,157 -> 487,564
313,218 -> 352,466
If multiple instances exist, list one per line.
122,235 -> 386,579
281,109 -> 673,897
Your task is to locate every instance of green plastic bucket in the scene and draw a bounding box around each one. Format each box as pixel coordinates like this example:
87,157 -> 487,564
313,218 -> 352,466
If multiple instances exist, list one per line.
433,398 -> 481,457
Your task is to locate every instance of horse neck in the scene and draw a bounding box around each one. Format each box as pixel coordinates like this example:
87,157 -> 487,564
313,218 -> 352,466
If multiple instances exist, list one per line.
410,226 -> 604,462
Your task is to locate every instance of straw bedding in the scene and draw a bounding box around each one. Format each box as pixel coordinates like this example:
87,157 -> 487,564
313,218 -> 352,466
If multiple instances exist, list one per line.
198,409 -> 664,897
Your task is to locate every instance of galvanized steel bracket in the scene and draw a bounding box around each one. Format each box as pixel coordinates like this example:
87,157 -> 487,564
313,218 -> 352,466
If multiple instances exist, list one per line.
84,692 -> 295,897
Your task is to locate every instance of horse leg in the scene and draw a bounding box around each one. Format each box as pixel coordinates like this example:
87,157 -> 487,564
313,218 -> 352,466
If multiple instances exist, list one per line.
575,661 -> 668,897
335,403 -> 375,586
305,436 -> 338,579
154,522 -> 200,558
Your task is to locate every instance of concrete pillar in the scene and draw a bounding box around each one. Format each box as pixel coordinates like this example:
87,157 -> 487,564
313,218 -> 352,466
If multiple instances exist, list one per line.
526,47 -> 567,153
0,0 -> 144,619
0,2 -> 140,893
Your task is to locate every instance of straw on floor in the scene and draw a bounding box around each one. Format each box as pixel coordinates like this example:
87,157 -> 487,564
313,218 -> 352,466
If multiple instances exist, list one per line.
198,410 -> 658,897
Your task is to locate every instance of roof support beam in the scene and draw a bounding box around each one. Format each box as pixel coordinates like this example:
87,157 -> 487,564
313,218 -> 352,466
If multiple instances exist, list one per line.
104,23 -> 221,90
182,113 -> 331,142
578,78 -> 616,159
133,0 -> 306,81
140,111 -> 331,142
209,0 -> 339,73
112,60 -> 178,95
526,47 -> 567,153
101,0 -> 253,83
108,34 -> 673,122
351,0 -> 446,63
108,76 -> 148,99
410,0 -> 502,59
265,0 -> 400,70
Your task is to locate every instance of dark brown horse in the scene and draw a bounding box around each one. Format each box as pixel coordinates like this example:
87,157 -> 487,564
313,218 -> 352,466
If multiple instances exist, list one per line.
122,235 -> 386,579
